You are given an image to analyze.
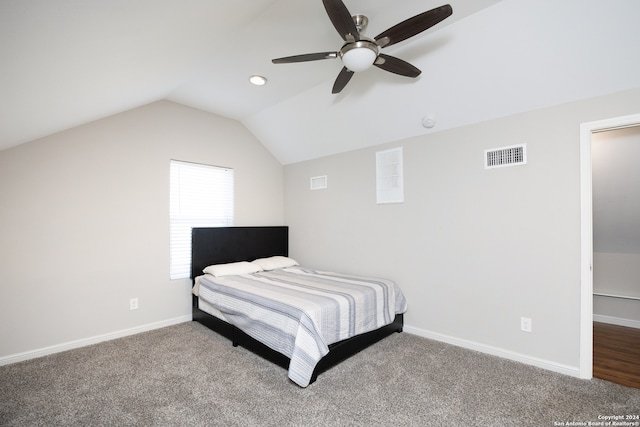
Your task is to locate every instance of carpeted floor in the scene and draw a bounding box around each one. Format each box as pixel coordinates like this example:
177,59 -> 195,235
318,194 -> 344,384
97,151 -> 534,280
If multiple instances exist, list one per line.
1,321 -> 638,426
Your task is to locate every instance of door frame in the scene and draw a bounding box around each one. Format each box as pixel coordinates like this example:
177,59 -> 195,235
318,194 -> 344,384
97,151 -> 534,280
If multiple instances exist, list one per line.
579,113 -> 640,379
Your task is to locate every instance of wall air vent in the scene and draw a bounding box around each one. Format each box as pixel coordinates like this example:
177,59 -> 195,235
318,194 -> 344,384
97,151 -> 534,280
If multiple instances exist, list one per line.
485,144 -> 527,169
376,147 -> 404,204
310,175 -> 327,190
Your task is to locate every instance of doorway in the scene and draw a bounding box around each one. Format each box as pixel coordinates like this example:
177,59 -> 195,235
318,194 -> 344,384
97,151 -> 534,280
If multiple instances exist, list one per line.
580,113 -> 640,380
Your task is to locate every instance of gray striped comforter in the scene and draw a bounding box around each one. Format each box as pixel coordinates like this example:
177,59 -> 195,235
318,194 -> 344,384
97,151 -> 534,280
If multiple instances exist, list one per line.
197,266 -> 407,387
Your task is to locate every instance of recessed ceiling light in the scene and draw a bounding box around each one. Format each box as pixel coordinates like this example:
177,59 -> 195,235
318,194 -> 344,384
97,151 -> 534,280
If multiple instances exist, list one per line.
249,75 -> 267,86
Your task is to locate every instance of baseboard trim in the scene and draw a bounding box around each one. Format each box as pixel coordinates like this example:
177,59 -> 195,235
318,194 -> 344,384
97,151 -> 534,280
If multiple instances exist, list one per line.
593,314 -> 640,329
3,318 -> 592,378
0,315 -> 192,367
403,325 -> 581,378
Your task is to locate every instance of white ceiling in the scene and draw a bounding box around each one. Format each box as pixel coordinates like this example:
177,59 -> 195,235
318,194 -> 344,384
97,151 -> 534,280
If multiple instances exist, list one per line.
1,0 -> 640,164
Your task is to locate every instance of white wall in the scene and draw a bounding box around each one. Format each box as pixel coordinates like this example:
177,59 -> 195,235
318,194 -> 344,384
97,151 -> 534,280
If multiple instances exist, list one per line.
592,126 -> 640,327
0,101 -> 284,360
3,90 -> 639,372
284,88 -> 640,374
593,252 -> 640,326
592,126 -> 640,253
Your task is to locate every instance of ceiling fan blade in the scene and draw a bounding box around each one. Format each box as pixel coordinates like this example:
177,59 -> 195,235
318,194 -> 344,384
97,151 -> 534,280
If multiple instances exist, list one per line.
332,67 -> 355,93
272,52 -> 338,64
374,4 -> 452,48
374,54 -> 421,77
322,0 -> 360,42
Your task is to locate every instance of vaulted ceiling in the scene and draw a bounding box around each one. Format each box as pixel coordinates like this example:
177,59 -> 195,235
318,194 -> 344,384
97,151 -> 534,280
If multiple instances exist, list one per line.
2,0 -> 639,164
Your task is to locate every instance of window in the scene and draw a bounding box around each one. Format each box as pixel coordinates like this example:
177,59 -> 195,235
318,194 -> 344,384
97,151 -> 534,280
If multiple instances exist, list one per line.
169,160 -> 233,279
376,147 -> 404,204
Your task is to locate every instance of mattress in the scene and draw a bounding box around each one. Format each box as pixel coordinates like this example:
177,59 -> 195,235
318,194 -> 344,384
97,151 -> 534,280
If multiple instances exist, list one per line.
195,266 -> 407,387
197,297 -> 228,322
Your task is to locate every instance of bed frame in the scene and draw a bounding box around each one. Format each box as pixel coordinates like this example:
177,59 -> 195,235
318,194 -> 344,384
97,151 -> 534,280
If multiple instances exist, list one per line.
191,226 -> 403,385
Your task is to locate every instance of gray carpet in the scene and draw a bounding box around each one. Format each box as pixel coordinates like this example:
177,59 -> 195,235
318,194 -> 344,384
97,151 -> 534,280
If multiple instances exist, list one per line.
1,322 -> 638,427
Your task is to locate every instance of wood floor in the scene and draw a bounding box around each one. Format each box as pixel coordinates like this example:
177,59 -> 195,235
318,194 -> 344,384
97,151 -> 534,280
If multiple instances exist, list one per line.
593,322 -> 640,389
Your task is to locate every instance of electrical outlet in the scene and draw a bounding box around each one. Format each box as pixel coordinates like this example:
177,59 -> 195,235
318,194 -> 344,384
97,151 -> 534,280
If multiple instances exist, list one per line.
129,298 -> 139,310
520,317 -> 532,333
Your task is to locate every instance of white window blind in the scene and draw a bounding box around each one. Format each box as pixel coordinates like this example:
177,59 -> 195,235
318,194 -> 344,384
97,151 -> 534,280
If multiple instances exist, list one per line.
169,160 -> 233,279
376,147 -> 404,204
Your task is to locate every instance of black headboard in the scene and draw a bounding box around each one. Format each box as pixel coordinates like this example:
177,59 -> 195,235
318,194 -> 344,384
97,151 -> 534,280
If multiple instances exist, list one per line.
190,226 -> 288,281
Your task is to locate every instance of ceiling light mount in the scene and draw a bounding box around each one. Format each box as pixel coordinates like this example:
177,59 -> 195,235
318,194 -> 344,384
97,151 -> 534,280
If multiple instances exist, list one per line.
352,14 -> 368,33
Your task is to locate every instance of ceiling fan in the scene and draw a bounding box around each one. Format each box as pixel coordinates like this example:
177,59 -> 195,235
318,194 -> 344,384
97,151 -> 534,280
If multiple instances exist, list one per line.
272,0 -> 453,94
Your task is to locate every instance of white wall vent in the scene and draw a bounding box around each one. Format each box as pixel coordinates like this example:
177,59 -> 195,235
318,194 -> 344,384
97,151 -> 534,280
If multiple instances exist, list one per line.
485,144 -> 527,169
376,147 -> 404,204
310,175 -> 327,190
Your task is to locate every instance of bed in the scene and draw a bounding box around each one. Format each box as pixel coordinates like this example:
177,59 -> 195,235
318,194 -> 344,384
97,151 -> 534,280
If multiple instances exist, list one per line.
191,226 -> 406,387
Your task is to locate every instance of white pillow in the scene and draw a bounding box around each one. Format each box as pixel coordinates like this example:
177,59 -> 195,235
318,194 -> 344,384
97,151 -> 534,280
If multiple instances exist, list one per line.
203,261 -> 262,277
251,256 -> 298,271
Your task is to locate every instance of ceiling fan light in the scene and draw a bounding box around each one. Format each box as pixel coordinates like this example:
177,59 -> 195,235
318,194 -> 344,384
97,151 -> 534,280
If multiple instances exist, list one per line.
340,41 -> 378,72
342,48 -> 377,72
